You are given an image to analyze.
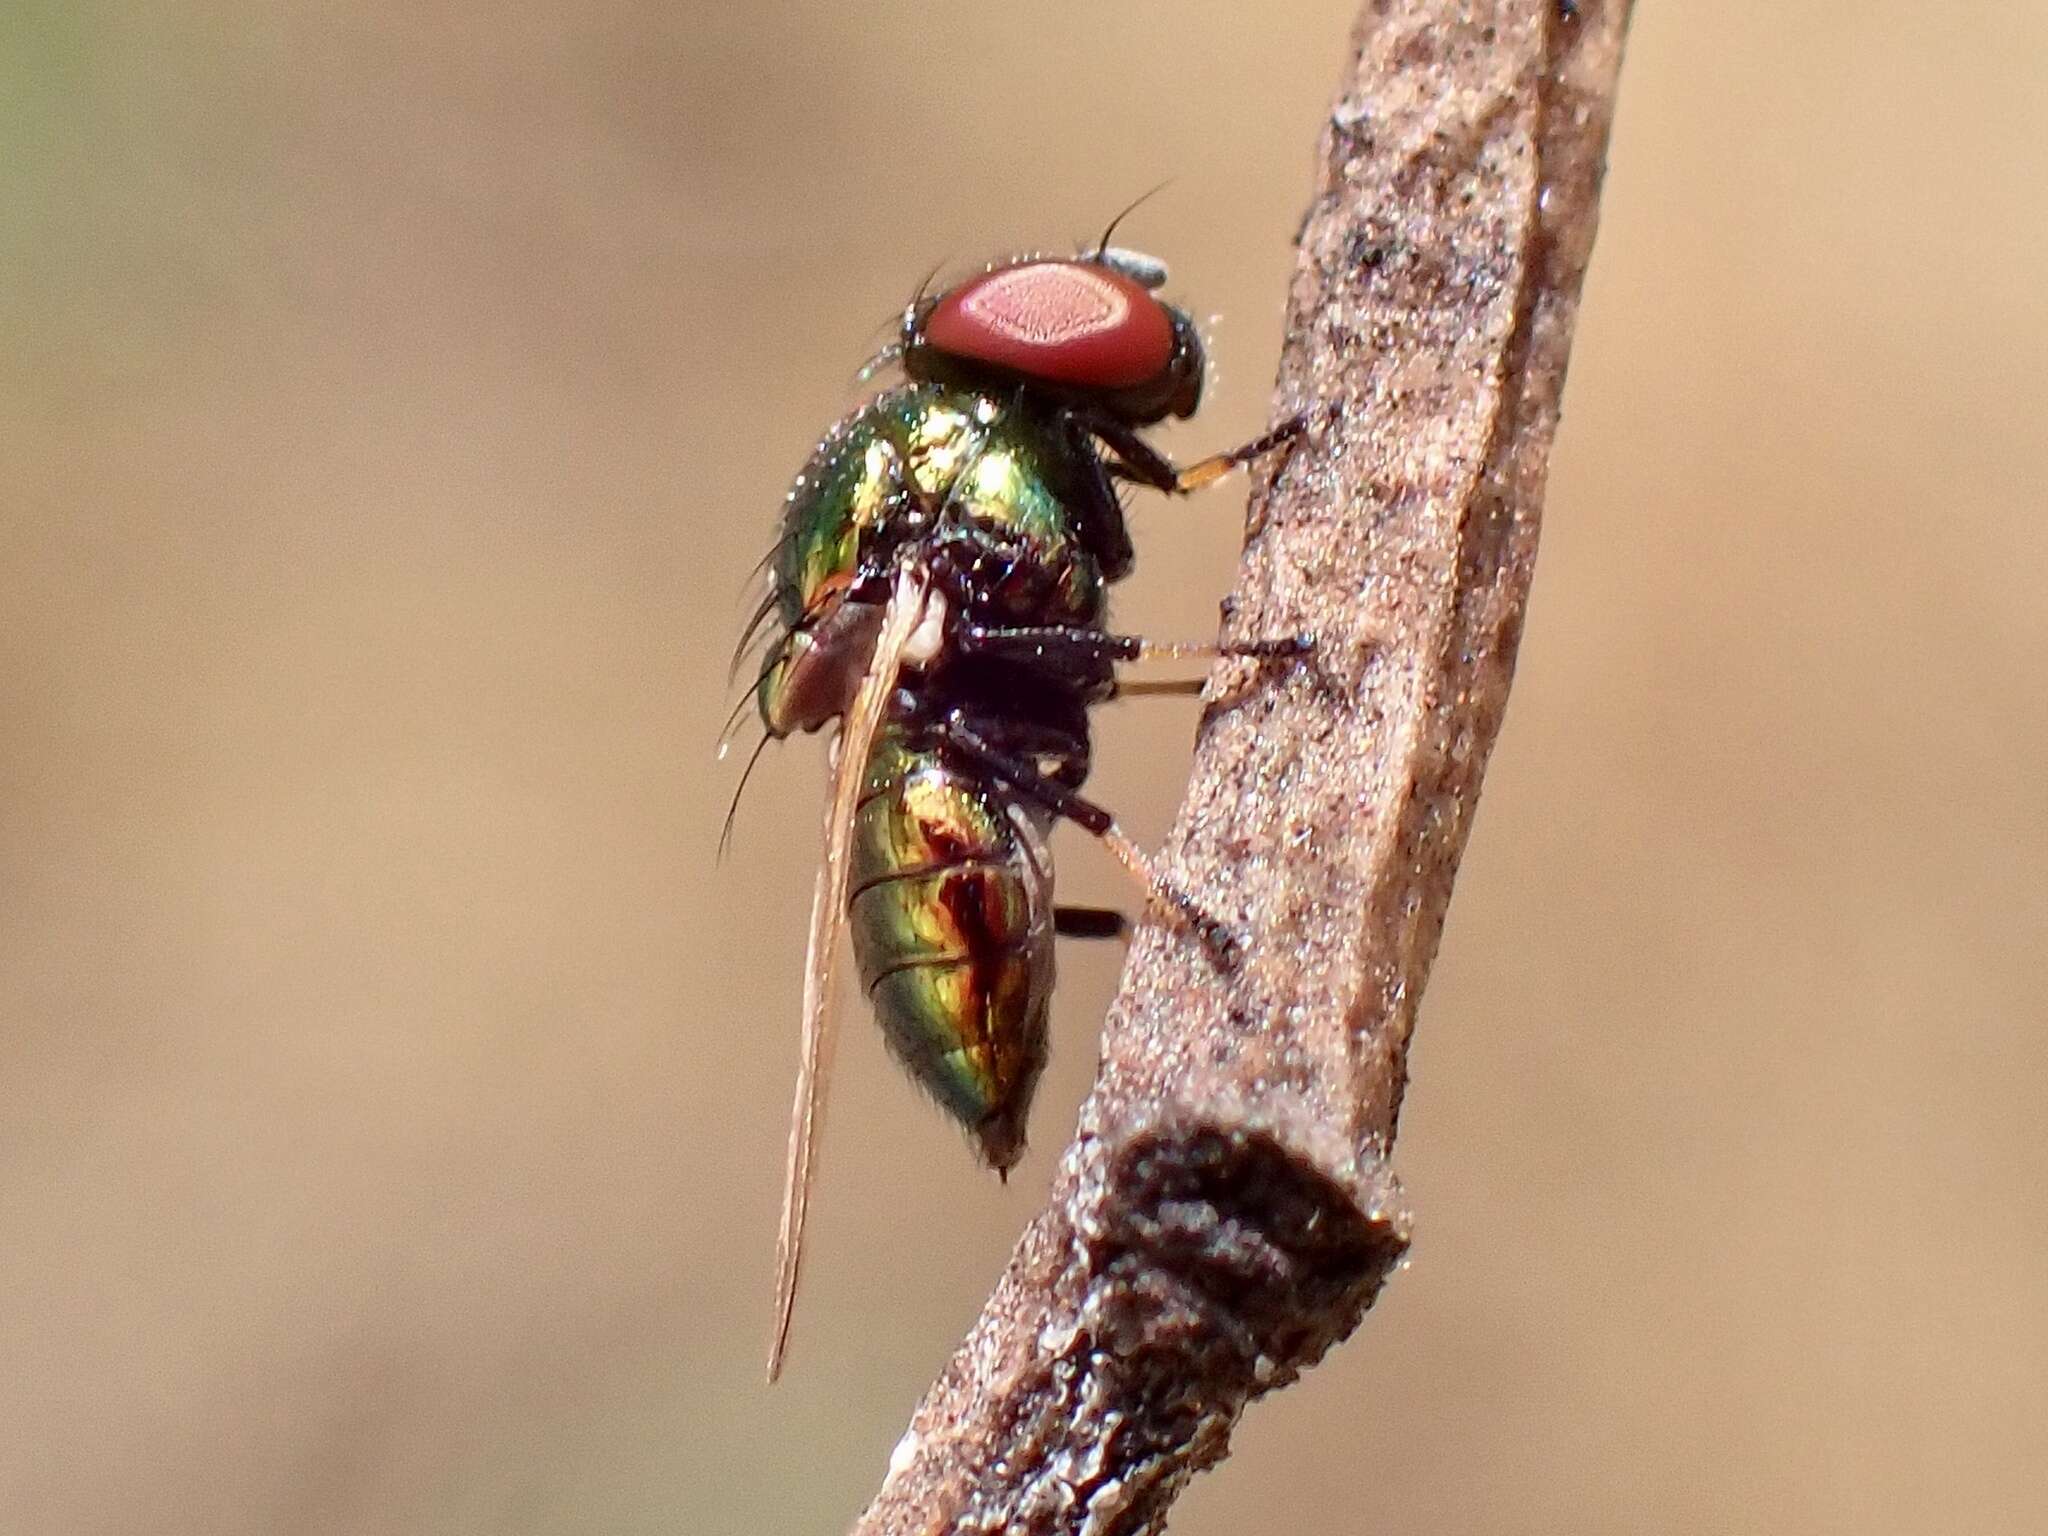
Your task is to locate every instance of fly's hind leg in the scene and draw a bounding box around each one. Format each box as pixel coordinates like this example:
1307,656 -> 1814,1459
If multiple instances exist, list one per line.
936,713 -> 1239,970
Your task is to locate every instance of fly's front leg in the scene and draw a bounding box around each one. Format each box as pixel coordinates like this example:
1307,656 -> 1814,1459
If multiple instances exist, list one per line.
935,713 -> 1239,969
1094,410 -> 1311,495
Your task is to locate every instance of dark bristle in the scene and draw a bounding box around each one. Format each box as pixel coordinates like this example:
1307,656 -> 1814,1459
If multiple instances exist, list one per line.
729,588 -> 784,683
1092,180 -> 1173,259
717,730 -> 774,863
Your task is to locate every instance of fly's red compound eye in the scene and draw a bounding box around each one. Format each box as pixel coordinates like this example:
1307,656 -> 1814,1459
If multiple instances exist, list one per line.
921,260 -> 1176,391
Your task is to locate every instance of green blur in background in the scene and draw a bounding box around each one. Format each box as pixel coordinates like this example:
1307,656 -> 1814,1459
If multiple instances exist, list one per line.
3,3 -> 2045,1533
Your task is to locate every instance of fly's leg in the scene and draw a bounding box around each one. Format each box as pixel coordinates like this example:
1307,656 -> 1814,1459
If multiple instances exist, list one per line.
1094,411 -> 1311,495
1053,905 -> 1130,942
935,714 -> 1239,969
956,622 -> 1313,672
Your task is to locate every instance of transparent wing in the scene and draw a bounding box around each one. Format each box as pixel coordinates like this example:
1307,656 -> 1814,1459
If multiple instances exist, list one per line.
766,565 -> 929,1382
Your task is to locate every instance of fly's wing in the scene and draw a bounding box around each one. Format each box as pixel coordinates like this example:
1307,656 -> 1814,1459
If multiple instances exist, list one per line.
767,565 -> 928,1382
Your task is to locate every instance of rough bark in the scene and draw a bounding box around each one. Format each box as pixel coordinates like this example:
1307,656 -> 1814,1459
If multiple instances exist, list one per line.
851,3 -> 1634,1530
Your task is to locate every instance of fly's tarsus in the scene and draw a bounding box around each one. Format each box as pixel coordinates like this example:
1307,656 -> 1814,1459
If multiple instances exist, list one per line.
1053,905 -> 1129,942
1092,407 -> 1314,495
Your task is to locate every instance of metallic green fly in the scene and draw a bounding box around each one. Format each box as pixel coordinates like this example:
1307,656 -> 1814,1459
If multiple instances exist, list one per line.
735,238 -> 1307,1378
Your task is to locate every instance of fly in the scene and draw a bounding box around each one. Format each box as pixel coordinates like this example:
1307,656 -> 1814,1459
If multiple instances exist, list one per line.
736,227 -> 1309,1379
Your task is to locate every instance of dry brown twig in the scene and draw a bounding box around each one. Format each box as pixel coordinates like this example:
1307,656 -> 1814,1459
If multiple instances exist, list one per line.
850,3 -> 1635,1531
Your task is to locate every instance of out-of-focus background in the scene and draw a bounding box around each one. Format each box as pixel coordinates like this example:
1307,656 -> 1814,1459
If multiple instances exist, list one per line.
4,3 -> 2043,1532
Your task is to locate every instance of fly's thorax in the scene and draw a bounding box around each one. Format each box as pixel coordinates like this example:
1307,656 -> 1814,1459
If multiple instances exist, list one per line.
755,383 -> 1124,737
768,383 -> 1101,633
920,395 -> 1110,629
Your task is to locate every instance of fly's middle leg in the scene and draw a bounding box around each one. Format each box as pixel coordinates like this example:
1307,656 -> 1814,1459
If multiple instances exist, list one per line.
935,714 -> 1239,970
955,623 -> 1313,673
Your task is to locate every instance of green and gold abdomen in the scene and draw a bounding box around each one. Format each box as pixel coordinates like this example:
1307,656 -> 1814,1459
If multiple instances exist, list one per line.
845,720 -> 1053,1169
757,383 -> 1116,737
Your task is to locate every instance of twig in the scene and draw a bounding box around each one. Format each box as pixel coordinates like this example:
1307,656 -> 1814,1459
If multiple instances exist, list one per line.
850,3 -> 1634,1530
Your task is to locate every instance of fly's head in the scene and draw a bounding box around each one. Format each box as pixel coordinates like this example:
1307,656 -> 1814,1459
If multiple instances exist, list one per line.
898,248 -> 1204,426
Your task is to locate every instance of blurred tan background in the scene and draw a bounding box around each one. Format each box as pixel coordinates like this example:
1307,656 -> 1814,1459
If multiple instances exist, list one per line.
4,3 -> 2043,1532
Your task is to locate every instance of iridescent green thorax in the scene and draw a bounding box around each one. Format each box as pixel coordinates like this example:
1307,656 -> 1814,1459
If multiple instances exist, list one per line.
846,714 -> 1055,1168
756,382 -> 1123,737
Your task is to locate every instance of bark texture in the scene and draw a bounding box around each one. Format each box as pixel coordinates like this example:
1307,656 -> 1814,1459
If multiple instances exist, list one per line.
852,3 -> 1634,1530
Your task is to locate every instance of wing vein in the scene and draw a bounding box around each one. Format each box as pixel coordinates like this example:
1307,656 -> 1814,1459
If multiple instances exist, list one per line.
767,563 -> 928,1382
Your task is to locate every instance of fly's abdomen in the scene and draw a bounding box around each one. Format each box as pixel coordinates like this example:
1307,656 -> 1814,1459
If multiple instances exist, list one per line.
847,735 -> 1052,1170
